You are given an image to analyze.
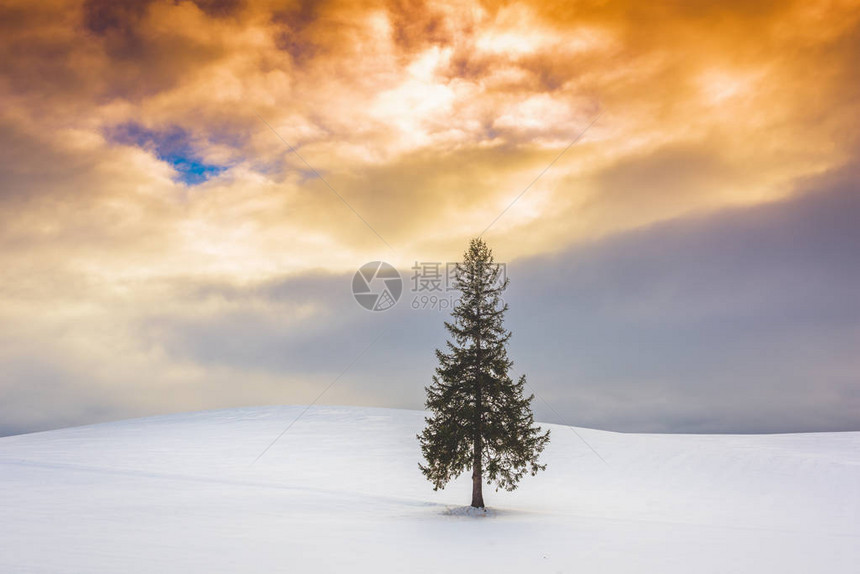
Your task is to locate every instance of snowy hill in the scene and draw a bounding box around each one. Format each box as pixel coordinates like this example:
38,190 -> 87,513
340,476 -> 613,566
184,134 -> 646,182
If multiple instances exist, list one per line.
0,406 -> 857,573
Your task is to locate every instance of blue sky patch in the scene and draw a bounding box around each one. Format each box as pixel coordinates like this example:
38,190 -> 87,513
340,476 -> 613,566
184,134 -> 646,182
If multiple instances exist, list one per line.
108,123 -> 226,185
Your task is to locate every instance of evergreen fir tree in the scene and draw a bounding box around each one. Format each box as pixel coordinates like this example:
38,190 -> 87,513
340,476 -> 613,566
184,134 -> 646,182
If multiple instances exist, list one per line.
418,237 -> 550,508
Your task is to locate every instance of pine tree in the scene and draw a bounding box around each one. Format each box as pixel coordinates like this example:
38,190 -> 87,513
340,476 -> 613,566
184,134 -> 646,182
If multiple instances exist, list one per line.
418,237 -> 550,508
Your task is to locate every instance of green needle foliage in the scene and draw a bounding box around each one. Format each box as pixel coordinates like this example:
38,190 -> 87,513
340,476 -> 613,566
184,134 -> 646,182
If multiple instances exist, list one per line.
418,238 -> 550,508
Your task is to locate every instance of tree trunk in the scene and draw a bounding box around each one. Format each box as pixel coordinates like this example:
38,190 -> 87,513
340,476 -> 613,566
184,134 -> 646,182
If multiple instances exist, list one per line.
471,288 -> 484,509
471,423 -> 484,508
471,359 -> 484,508
472,454 -> 484,508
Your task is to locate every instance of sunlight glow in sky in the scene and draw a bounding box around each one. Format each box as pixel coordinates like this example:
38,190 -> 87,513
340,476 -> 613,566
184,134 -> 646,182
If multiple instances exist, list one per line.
0,0 -> 858,435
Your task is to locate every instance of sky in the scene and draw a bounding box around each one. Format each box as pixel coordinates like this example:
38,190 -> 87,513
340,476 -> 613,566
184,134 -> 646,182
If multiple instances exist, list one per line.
0,0 -> 858,436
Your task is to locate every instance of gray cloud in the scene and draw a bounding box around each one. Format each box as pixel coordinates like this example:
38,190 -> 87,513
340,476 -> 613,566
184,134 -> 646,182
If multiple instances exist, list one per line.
1,164 -> 858,436
506,169 -> 860,433
143,169 -> 860,434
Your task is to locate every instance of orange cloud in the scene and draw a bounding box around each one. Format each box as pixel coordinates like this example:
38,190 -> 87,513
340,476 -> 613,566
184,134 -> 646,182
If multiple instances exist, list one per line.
0,0 -> 858,432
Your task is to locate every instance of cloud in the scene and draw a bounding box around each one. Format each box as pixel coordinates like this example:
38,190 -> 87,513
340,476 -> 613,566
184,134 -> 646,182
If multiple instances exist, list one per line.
4,166 -> 856,435
505,165 -> 860,433
0,0 -> 858,435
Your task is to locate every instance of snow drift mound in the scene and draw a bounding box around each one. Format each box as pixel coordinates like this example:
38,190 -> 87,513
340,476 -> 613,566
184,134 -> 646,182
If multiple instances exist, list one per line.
1,406 -> 857,573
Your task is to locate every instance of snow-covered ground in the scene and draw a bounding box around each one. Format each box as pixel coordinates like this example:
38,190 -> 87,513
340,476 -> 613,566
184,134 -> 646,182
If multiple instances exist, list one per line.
0,406 -> 857,573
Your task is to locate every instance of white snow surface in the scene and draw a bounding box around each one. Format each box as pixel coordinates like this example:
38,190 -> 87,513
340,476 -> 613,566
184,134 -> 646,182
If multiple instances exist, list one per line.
0,405 -> 858,573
